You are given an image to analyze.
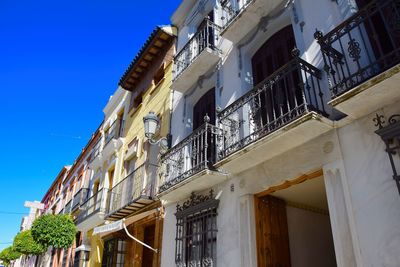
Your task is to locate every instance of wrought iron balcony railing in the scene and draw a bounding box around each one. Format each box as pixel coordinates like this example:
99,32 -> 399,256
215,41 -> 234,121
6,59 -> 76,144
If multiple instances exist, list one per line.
89,137 -> 102,163
64,200 -> 72,214
220,0 -> 252,29
159,121 -> 223,193
71,188 -> 89,212
76,189 -> 108,224
173,19 -> 221,80
315,0 -> 400,98
218,55 -> 326,159
104,119 -> 124,147
107,163 -> 158,217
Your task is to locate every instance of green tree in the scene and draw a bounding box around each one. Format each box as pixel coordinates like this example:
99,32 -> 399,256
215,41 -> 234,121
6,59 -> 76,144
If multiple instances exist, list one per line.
0,246 -> 22,266
31,214 -> 76,249
13,230 -> 46,255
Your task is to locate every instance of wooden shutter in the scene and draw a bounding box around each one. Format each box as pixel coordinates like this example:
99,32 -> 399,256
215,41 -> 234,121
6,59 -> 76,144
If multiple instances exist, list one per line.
193,88 -> 215,130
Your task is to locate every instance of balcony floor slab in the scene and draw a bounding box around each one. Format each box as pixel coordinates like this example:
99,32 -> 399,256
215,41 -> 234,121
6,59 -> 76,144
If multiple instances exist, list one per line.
173,48 -> 220,93
329,64 -> 400,119
106,197 -> 155,221
215,112 -> 334,175
221,0 -> 286,44
76,211 -> 105,232
158,169 -> 229,203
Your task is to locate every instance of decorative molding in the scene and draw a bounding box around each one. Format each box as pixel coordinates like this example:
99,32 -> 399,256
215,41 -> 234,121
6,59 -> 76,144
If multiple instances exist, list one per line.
237,0 -> 291,71
255,169 -> 323,198
177,190 -> 215,212
286,201 -> 329,215
175,190 -> 220,219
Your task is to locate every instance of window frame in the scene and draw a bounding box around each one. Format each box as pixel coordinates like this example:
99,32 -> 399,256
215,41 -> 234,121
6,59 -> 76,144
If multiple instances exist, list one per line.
175,191 -> 219,267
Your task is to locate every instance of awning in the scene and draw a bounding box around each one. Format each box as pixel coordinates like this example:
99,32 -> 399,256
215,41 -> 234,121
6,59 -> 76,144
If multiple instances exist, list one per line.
92,209 -> 160,253
93,220 -> 123,235
93,208 -> 158,236
75,244 -> 91,252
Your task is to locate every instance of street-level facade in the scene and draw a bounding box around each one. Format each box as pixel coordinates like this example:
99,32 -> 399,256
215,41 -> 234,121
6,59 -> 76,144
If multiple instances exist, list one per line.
75,25 -> 176,267
159,0 -> 400,266
17,0 -> 400,266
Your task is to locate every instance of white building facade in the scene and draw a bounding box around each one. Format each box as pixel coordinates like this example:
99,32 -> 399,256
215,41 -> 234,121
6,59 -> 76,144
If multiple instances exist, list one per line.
159,0 -> 400,266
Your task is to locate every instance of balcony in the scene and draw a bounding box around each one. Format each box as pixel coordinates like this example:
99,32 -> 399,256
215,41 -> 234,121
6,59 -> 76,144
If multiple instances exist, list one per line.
106,164 -> 158,221
63,200 -> 72,214
71,188 -> 89,213
220,0 -> 286,44
216,57 -> 332,174
158,122 -> 227,202
172,19 -> 221,93
88,137 -> 103,170
315,0 -> 400,118
76,189 -> 109,232
102,119 -> 124,160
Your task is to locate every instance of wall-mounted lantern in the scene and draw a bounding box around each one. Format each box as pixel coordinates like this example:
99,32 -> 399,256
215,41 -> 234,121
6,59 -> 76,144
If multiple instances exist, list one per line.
374,113 -> 400,195
143,111 -> 170,151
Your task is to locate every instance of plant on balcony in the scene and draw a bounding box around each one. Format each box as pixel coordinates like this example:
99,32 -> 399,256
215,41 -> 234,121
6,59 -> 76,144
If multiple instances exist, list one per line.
0,246 -> 21,266
13,230 -> 46,255
31,214 -> 76,249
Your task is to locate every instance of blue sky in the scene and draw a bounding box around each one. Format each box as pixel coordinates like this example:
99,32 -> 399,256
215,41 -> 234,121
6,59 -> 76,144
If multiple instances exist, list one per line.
0,0 -> 181,250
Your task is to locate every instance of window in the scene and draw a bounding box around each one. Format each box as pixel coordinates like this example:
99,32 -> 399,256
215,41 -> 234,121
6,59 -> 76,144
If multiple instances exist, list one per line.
49,248 -> 56,267
73,232 -> 82,267
73,251 -> 81,267
101,238 -> 126,267
130,91 -> 144,111
175,191 -> 219,267
124,158 -> 136,177
61,249 -> 69,267
153,63 -> 165,86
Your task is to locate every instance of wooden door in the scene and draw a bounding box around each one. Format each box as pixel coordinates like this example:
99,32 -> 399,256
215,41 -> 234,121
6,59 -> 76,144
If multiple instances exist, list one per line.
141,224 -> 156,267
255,195 -> 291,267
251,25 -> 301,129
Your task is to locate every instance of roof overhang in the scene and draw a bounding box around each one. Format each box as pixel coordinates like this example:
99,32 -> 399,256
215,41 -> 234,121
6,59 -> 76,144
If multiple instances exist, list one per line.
119,26 -> 176,92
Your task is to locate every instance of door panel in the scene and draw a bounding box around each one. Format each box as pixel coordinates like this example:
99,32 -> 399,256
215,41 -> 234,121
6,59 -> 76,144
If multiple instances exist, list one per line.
255,195 -> 291,267
141,224 -> 156,267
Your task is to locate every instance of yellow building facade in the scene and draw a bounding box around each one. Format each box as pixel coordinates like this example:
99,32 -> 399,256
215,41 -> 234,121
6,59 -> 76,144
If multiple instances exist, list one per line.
86,26 -> 176,267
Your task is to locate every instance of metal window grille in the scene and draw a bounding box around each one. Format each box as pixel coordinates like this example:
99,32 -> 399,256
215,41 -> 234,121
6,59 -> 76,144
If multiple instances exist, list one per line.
175,191 -> 219,267
101,239 -> 126,267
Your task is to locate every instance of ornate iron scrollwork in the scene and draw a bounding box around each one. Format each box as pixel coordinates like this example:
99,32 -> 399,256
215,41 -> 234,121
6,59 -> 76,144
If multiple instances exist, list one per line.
374,113 -> 400,195
348,38 -> 361,61
176,190 -> 215,212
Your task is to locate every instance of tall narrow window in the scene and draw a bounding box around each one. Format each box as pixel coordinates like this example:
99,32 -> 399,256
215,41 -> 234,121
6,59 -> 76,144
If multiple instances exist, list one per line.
153,63 -> 165,86
101,238 -> 126,267
175,191 -> 219,267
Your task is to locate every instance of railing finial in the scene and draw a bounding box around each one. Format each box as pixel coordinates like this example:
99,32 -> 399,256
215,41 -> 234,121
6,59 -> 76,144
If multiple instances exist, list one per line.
291,46 -> 300,58
204,114 -> 210,123
314,28 -> 323,41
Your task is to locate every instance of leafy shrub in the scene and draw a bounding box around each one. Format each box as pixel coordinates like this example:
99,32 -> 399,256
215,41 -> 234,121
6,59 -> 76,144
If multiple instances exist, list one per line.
0,246 -> 21,266
13,230 -> 46,255
31,214 -> 76,249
